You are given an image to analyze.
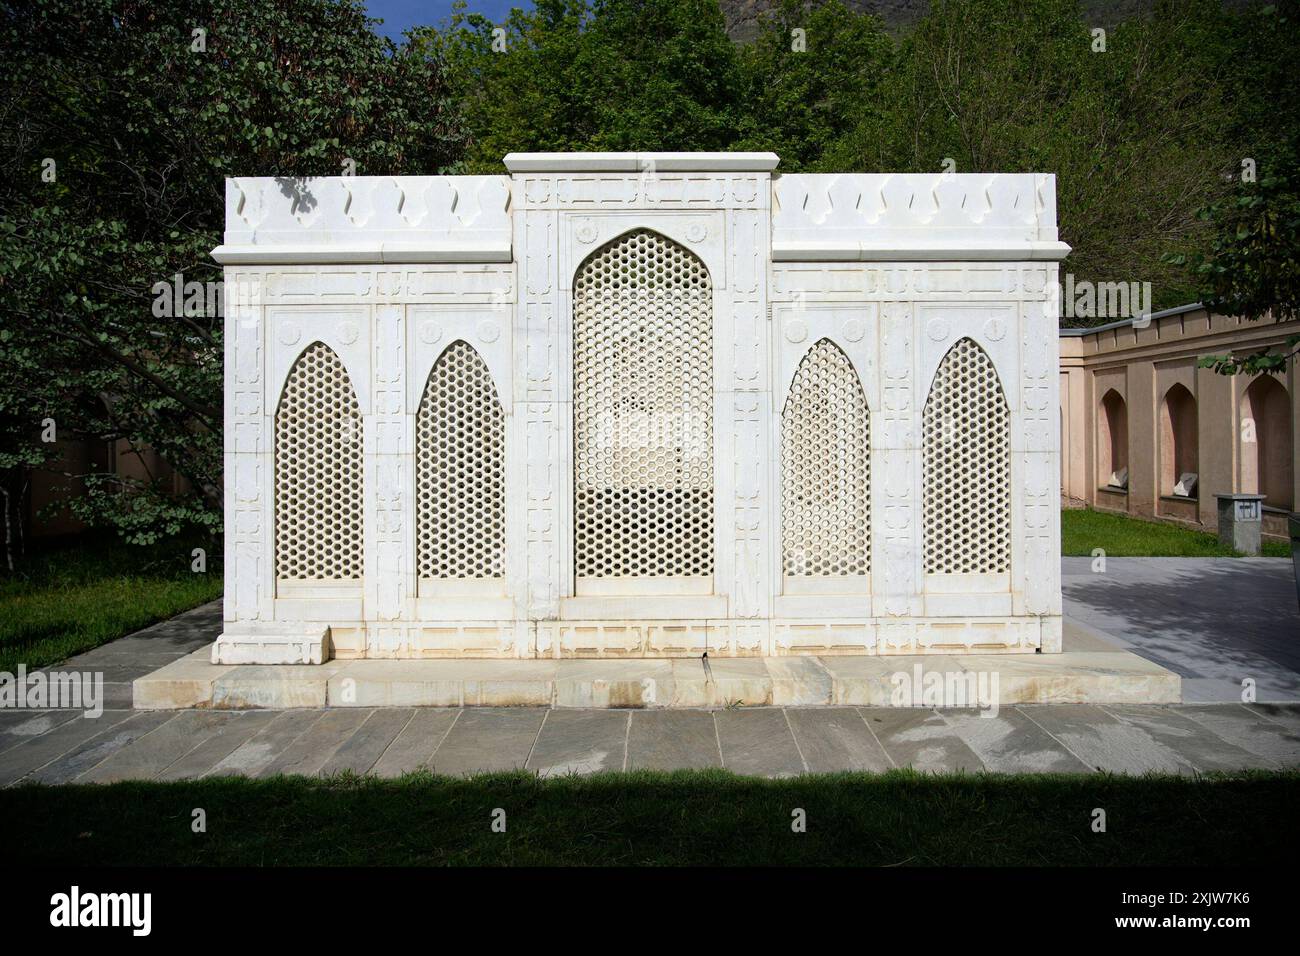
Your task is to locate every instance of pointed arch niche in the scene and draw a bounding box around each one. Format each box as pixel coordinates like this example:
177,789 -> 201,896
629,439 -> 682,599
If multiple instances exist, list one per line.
1242,375 -> 1293,510
1159,383 -> 1198,498
274,341 -> 364,588
571,228 -> 715,594
1098,388 -> 1129,490
416,339 -> 506,595
780,338 -> 870,593
922,337 -> 1011,579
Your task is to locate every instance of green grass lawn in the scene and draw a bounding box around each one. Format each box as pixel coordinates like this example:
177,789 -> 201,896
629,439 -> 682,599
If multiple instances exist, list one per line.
1062,507 -> 1292,558
4,768 -> 1297,866
0,534 -> 223,673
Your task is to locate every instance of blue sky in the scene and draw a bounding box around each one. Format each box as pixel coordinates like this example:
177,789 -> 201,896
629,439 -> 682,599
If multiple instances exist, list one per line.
362,0 -> 525,41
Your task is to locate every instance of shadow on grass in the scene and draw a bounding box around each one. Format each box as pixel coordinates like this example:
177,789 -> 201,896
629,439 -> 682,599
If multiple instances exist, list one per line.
5,767 -> 1297,866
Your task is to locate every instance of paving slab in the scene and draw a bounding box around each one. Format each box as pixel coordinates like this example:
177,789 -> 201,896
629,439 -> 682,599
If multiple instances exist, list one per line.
626,710 -> 721,770
427,708 -> 546,776
156,710 -> 281,780
1100,704 -> 1277,772
939,708 -> 1092,773
79,711 -> 248,783
1018,704 -> 1196,775
785,707 -> 893,772
1251,703 -> 1300,734
1062,557 -> 1300,701
860,707 -> 985,773
36,662 -> 160,685
715,708 -> 805,777
1060,617 -> 1127,652
319,708 -> 415,776
94,600 -> 222,656
1175,705 -> 1300,767
0,711 -> 80,754
525,709 -> 628,776
370,709 -> 461,777
97,683 -> 136,711
258,708 -> 372,777
25,711 -> 175,785
1181,677 -> 1256,704
63,645 -> 190,668
0,711 -> 137,786
205,710 -> 324,778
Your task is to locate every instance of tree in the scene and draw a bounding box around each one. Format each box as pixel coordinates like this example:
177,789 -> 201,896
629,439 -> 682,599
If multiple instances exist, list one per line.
1182,167 -> 1300,374
421,0 -> 744,172
733,0 -> 895,172
853,0 -> 1240,317
0,0 -> 467,562
1170,2 -> 1300,374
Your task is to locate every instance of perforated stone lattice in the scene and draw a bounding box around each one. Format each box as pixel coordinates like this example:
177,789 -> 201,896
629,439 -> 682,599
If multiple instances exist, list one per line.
573,230 -> 714,578
922,337 -> 1011,574
275,341 -> 363,580
417,341 -> 506,578
782,339 -> 870,576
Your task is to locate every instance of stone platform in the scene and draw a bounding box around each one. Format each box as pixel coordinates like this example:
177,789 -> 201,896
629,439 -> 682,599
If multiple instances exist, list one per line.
134,618 -> 1179,710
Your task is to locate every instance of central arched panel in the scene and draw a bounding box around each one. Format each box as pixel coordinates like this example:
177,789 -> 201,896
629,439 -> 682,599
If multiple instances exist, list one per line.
572,229 -> 714,589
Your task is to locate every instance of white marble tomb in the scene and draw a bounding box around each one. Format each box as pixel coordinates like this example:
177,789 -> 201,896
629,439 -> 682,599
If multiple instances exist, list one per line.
211,152 -> 1067,663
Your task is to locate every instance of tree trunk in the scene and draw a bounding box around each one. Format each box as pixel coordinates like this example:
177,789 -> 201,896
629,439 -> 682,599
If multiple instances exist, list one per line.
1,485 -> 13,573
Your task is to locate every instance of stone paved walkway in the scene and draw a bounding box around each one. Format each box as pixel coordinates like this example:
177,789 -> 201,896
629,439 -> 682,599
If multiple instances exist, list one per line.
3,557 -> 1299,783
1062,557 -> 1300,702
2,701 -> 1298,784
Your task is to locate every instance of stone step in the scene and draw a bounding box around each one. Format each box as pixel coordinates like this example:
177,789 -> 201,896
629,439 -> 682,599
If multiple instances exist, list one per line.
134,630 -> 1179,711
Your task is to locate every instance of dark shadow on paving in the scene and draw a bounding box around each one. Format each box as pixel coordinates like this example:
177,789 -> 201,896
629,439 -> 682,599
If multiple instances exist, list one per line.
1063,559 -> 1300,686
84,600 -> 222,658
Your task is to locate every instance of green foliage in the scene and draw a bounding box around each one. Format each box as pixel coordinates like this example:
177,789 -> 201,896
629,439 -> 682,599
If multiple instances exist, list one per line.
1165,2 -> 1300,374
0,0 -> 467,556
859,0 -> 1238,312
428,0 -> 1262,315
732,0 -> 895,171
424,0 -> 744,171
0,532 -> 222,671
